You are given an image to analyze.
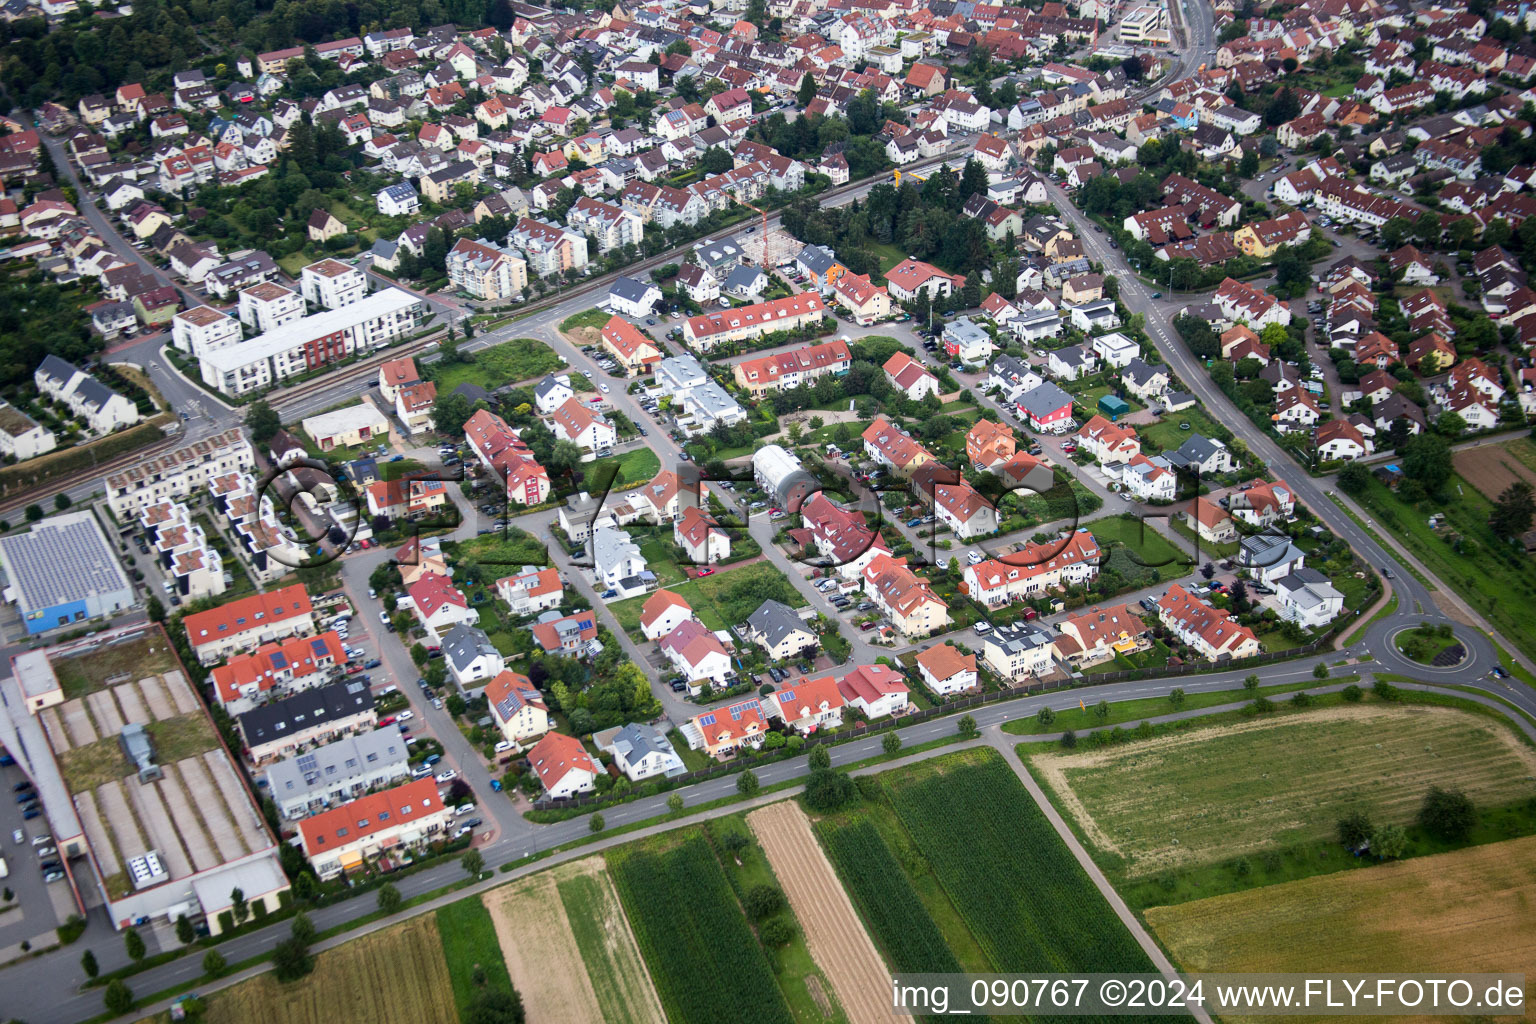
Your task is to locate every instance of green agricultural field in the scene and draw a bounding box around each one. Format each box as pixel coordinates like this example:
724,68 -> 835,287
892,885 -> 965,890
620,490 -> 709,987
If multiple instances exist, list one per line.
432,338 -> 566,394
436,896 -> 514,1012
555,864 -> 666,1024
816,817 -> 967,980
704,815 -> 846,1024
1032,705 -> 1536,882
881,748 -> 1157,977
607,832 -> 794,1024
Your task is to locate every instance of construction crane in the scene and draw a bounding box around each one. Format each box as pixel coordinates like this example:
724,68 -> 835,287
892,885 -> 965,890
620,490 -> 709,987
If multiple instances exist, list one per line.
733,194 -> 771,268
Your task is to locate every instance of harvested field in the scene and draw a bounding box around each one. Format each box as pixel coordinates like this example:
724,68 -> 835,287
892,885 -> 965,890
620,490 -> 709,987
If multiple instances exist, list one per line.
1147,835 -> 1536,1016
203,913 -> 457,1024
484,870 -> 605,1024
1454,441 -> 1536,501
749,803 -> 891,1024
553,859 -> 666,1024
1035,706 -> 1536,875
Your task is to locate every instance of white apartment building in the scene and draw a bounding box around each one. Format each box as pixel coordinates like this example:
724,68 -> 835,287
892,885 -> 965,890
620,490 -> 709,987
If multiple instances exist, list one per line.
201,289 -> 424,396
171,305 -> 243,358
106,426 -> 256,519
238,281 -> 305,333
300,258 -> 369,309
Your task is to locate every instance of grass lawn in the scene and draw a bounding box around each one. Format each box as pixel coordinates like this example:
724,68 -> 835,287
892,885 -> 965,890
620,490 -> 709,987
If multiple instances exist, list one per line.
610,560 -> 805,637
1169,516 -> 1239,559
866,240 -> 907,275
703,815 -> 847,1024
1029,700 -> 1536,902
583,448 -> 661,489
1347,474 -> 1536,662
560,309 -> 611,332
1081,513 -> 1192,581
444,528 -> 549,580
1002,679 -> 1313,735
432,338 -> 565,394
436,897 -> 514,1012
1141,405 -> 1227,452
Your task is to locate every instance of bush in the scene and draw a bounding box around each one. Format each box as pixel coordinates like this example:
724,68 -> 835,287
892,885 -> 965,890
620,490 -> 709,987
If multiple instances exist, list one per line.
1337,809 -> 1373,848
57,914 -> 87,945
1418,786 -> 1475,842
1060,729 -> 1077,749
803,768 -> 855,812
957,714 -> 978,739
272,937 -> 315,982
743,883 -> 786,921
1372,679 -> 1400,701
463,988 -> 527,1024
202,949 -> 227,978
758,917 -> 796,948
104,979 -> 133,1016
1341,684 -> 1364,702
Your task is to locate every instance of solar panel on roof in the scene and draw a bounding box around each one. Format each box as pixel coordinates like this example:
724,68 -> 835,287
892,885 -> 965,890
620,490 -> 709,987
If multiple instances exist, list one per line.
779,689 -> 795,703
699,713 -> 717,726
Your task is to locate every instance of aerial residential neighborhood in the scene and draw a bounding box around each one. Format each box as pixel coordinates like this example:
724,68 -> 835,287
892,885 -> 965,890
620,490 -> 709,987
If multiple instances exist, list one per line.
0,0 -> 1531,1020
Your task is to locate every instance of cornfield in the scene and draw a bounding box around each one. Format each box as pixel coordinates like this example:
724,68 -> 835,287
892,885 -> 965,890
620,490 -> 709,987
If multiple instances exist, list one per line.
607,833 -> 794,1024
815,818 -> 965,977
884,752 -> 1157,984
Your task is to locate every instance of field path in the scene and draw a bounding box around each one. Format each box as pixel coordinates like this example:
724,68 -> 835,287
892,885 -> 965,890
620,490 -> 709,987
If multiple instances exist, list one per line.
748,802 -> 892,1024
987,735 -> 1217,1024
483,873 -> 605,1024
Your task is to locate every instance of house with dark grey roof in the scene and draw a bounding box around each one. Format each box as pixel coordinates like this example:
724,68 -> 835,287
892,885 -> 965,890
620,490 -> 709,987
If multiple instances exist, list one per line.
264,729 -> 412,819
1165,434 -> 1235,474
722,264 -> 768,300
32,355 -> 140,434
745,599 -> 816,661
235,680 -> 376,764
441,623 -> 505,696
534,373 -> 575,415
607,274 -> 661,317
597,721 -> 685,781
1120,357 -> 1169,400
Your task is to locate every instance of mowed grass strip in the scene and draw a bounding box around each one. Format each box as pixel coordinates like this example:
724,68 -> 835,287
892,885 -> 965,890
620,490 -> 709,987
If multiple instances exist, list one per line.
607,831 -> 794,1024
554,860 -> 666,1024
1035,705 -> 1536,876
437,895 -> 514,1011
201,914 -> 456,1024
881,748 -> 1157,979
1147,834 -> 1536,984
